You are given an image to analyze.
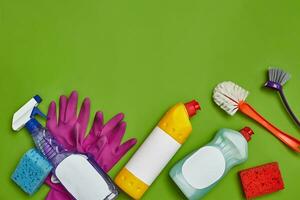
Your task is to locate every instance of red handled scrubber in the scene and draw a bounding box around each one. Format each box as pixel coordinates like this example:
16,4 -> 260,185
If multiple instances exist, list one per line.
239,162 -> 284,199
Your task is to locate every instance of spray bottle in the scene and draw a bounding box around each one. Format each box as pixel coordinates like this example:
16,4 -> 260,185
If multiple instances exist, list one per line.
115,100 -> 200,199
12,95 -> 118,200
169,127 -> 254,200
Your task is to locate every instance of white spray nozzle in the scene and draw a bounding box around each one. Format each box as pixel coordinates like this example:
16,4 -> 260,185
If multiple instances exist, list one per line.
12,95 -> 44,131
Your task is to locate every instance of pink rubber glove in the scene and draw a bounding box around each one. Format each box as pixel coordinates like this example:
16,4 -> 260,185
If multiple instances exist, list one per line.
44,91 -> 137,200
45,91 -> 89,151
81,112 -> 137,172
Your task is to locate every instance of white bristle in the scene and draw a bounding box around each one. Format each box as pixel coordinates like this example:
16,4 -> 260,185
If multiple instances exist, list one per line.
268,67 -> 291,86
213,81 -> 249,116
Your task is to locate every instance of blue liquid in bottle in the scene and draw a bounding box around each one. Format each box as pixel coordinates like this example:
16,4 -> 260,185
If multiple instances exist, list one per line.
26,118 -> 119,200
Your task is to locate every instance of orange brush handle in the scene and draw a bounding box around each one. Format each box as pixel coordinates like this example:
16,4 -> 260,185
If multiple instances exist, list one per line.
239,102 -> 300,153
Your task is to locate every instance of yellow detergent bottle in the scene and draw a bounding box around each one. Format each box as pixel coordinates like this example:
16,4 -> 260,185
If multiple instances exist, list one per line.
115,100 -> 200,199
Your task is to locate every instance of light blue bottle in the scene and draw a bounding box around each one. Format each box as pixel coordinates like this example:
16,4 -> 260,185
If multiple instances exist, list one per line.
169,127 -> 253,200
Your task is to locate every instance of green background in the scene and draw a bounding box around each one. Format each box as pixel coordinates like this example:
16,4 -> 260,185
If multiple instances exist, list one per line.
0,0 -> 300,199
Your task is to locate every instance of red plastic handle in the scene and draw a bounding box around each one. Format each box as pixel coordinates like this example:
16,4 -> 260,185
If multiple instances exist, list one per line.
239,102 -> 300,153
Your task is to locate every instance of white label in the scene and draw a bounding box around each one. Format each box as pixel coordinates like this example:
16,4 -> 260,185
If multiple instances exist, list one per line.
126,127 -> 181,185
55,154 -> 111,200
182,146 -> 225,189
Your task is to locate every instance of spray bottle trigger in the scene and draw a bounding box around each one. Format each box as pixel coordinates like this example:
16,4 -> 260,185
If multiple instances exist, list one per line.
31,107 -> 47,120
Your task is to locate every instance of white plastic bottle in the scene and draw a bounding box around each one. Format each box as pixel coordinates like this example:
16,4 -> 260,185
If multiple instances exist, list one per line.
115,100 -> 200,199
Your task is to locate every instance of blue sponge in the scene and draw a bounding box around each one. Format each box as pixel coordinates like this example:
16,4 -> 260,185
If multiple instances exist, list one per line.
11,148 -> 53,195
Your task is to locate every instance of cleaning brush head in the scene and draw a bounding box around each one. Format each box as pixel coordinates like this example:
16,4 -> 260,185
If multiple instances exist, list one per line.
213,81 -> 249,116
265,68 -> 291,90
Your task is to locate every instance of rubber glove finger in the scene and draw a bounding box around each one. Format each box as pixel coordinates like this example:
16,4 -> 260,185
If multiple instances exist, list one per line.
101,113 -> 124,137
83,111 -> 104,148
46,101 -> 57,130
65,91 -> 78,122
46,189 -> 73,200
116,138 -> 137,158
77,98 -> 91,143
87,136 -> 108,157
108,121 -> 127,145
91,111 -> 104,136
58,95 -> 67,124
74,123 -> 85,152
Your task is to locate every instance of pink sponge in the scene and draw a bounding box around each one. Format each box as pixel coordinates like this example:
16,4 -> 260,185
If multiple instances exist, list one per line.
239,162 -> 284,199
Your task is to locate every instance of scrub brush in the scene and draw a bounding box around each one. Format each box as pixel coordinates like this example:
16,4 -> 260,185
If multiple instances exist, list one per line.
265,68 -> 300,127
213,81 -> 300,153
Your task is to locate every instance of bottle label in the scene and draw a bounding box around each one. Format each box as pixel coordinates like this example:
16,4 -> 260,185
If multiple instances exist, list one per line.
182,146 -> 225,189
55,154 -> 112,200
126,127 -> 181,185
